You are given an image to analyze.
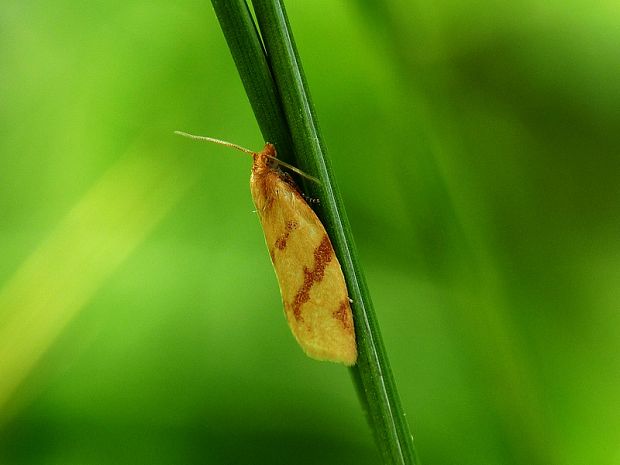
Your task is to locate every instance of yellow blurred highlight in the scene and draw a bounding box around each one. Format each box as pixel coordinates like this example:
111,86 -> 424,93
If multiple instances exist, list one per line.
0,145 -> 199,421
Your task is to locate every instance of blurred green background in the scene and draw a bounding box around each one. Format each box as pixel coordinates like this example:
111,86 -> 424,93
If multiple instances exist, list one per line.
1,1 -> 619,464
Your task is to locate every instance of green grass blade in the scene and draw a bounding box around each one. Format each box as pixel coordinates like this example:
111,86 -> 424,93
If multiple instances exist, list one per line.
210,0 -> 294,159
210,1 -> 418,463
250,3 -> 419,463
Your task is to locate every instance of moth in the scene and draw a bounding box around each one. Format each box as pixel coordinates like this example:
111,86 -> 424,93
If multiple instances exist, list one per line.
176,131 -> 357,365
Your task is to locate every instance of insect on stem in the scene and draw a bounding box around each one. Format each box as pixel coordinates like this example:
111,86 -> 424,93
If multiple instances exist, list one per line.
174,130 -> 355,365
174,130 -> 321,185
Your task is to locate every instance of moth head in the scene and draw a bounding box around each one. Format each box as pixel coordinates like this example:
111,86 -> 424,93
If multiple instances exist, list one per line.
252,143 -> 278,175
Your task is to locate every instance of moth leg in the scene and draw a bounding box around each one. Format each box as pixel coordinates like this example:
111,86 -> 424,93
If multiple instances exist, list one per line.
302,192 -> 320,205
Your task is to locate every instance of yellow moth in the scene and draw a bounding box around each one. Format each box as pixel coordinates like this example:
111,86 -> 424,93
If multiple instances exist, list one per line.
176,131 -> 357,366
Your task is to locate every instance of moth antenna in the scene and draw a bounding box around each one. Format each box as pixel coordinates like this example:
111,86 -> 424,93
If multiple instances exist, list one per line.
174,131 -> 254,156
175,130 -> 321,185
273,159 -> 321,185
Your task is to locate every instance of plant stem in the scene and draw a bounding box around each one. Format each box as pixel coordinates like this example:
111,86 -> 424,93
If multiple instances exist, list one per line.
210,0 -> 294,160
210,1 -> 419,463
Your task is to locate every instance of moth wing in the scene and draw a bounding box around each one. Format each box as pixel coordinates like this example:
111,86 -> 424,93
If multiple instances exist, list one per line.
251,171 -> 357,365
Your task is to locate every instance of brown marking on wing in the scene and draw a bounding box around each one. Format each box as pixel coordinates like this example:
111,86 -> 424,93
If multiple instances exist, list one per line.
333,299 -> 352,331
275,220 -> 298,250
292,234 -> 333,321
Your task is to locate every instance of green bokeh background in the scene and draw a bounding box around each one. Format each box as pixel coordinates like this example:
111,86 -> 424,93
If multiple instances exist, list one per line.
1,1 -> 619,464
